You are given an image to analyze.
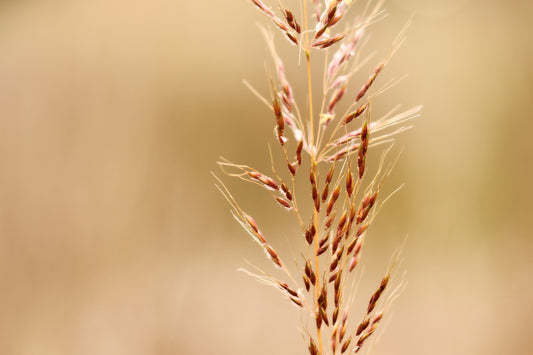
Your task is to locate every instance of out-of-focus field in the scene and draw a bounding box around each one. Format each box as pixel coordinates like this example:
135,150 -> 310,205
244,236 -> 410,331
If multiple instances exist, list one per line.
0,0 -> 532,354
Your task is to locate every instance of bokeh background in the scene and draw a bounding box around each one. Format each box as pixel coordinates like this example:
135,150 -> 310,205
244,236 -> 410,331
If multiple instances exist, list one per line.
0,0 -> 532,354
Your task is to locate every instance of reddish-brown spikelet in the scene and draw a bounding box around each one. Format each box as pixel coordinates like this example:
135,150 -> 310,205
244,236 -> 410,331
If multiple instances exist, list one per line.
281,182 -> 293,201
330,254 -> 339,272
305,222 -> 316,245
357,191 -> 378,224
343,103 -> 368,125
305,260 -> 317,286
313,33 -> 346,49
332,306 -> 340,325
320,306 -> 329,326
248,171 -> 280,190
349,242 -> 362,272
303,275 -> 311,291
308,338 -> 318,355
281,7 -> 301,34
325,213 -> 336,230
285,31 -> 299,45
266,244 -> 282,268
356,314 -> 383,351
271,16 -> 289,32
341,337 -> 351,353
275,196 -> 291,209
356,315 -> 370,336
327,184 -> 341,216
356,62 -> 384,103
312,185 -> 320,211
368,273 -> 390,313
356,223 -> 368,237
317,243 -> 329,256
243,212 -> 259,234
357,119 -> 369,179
361,190 -> 378,210
315,9 -> 336,41
334,269 -> 342,292
273,97 -> 285,145
319,232 -> 330,248
289,295 -> 303,307
279,282 -> 298,297
318,284 -> 328,309
296,139 -> 303,166
288,162 -> 297,176
346,170 -> 354,197
347,237 -> 357,254
331,325 -> 338,353
315,310 -> 323,329
327,85 -> 346,114
321,184 -> 330,203
243,213 -> 267,244
337,211 -> 348,233
340,311 -> 348,341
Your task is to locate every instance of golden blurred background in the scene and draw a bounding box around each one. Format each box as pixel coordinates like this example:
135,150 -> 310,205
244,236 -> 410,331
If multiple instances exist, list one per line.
0,0 -> 532,354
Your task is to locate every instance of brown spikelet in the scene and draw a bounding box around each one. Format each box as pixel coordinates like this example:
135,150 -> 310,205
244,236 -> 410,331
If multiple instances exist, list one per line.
346,170 -> 354,197
347,237 -> 357,254
303,275 -> 311,291
357,119 -> 369,179
318,284 -> 328,309
368,273 -> 390,313
331,325 -> 338,353
317,243 -> 329,256
305,260 -> 317,286
248,171 -> 280,191
279,282 -> 298,297
348,237 -> 363,272
333,307 -> 340,325
343,103 -> 368,125
315,310 -> 323,330
357,191 -> 378,223
356,315 -> 370,336
320,306 -> 329,326
341,337 -> 351,353
328,85 -> 346,114
305,222 -> 317,245
296,139 -> 303,166
285,31 -> 299,45
319,232 -> 330,248
312,185 -> 321,212
313,33 -> 346,49
327,184 -> 341,216
334,269 -> 342,291
281,7 -> 301,34
275,196 -> 291,209
289,296 -> 303,307
288,162 -> 297,176
266,244 -> 282,268
356,313 -> 383,351
334,282 -> 341,305
309,337 -> 318,355
356,62 -> 384,103
356,223 -> 369,237
321,184 -> 330,203
281,182 -> 293,201
329,268 -> 339,283
325,213 -> 336,230
340,311 -> 348,341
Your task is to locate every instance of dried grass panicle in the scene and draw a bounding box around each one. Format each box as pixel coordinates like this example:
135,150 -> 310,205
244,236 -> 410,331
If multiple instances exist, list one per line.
216,1 -> 419,354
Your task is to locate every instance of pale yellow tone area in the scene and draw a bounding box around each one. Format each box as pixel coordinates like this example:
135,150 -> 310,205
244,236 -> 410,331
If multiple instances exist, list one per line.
0,0 -> 532,354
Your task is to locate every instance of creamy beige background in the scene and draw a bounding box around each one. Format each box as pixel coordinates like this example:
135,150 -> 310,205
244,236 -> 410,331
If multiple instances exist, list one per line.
0,0 -> 532,354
